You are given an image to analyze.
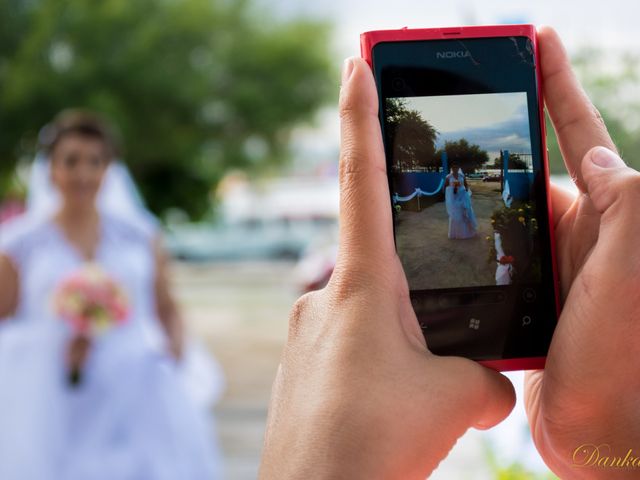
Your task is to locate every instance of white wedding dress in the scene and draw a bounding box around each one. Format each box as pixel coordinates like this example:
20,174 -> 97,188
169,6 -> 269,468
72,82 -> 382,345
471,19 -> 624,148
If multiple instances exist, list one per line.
445,172 -> 478,239
0,212 -> 222,480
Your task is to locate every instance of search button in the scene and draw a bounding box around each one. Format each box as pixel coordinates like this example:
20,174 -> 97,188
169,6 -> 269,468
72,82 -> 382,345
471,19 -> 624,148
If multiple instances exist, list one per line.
522,315 -> 532,327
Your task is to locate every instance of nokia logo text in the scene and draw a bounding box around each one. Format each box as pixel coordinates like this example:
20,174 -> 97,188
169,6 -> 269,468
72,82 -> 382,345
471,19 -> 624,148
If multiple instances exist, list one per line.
436,51 -> 470,59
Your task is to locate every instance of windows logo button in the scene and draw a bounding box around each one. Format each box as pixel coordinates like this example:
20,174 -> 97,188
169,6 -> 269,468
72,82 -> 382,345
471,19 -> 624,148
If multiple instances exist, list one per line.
469,318 -> 481,330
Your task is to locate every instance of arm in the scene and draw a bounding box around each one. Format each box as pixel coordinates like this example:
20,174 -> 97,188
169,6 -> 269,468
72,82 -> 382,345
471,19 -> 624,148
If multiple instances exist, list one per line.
153,236 -> 184,360
0,254 -> 18,320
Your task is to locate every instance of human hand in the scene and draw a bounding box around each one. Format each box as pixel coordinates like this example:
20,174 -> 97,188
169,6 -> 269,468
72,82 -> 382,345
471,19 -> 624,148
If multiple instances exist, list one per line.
66,333 -> 91,386
259,57 -> 515,480
525,26 -> 640,479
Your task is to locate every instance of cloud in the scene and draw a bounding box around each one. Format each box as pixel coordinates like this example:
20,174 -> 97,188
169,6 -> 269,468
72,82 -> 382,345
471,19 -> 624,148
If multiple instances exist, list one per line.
434,102 -> 532,156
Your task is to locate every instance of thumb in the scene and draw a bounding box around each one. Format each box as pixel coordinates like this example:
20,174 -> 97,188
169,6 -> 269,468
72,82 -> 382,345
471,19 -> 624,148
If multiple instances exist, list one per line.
465,363 -> 516,430
429,358 -> 516,432
580,146 -> 640,278
581,146 -> 640,214
335,57 -> 396,275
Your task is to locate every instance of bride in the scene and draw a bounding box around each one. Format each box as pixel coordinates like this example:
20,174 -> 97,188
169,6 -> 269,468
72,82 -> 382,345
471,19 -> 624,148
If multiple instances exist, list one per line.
0,111 -> 222,480
444,163 -> 478,239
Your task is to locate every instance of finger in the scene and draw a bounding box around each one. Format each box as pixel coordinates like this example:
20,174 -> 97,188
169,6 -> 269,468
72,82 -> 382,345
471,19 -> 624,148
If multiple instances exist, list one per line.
581,146 -> 640,212
523,369 -> 543,415
467,364 -> 516,430
581,147 -> 640,258
538,26 -> 617,192
336,57 -> 395,273
549,181 -> 576,226
430,357 -> 516,431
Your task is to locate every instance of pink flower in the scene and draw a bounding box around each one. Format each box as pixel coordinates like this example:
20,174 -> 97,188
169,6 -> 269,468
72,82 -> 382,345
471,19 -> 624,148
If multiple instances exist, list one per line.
53,263 -> 130,337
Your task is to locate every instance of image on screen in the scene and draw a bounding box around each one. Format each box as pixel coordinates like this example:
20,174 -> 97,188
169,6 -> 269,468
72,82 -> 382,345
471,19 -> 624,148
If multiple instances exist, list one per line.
386,92 -> 543,291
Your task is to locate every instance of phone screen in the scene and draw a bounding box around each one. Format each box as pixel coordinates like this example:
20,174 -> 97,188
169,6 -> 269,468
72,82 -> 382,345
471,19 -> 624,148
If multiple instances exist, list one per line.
372,36 -> 558,361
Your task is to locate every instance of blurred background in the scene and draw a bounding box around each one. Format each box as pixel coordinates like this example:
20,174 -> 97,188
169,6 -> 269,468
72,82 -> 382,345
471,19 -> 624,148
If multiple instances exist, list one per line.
1,0 -> 639,478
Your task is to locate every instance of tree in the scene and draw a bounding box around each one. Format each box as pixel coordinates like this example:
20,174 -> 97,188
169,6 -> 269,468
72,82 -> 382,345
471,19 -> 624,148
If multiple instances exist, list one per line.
506,153 -> 528,171
0,0 -> 334,218
436,139 -> 489,173
385,98 -> 439,171
484,153 -> 530,170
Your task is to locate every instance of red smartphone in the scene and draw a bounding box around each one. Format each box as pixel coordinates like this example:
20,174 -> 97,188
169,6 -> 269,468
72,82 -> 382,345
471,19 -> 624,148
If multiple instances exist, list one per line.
361,25 -> 560,371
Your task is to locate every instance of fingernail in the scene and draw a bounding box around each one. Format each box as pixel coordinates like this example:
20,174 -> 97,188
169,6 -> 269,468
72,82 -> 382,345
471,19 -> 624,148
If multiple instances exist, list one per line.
342,58 -> 355,84
591,146 -> 625,168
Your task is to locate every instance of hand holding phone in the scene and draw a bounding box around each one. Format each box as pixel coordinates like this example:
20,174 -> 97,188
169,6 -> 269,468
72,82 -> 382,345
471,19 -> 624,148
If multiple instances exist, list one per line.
524,27 -> 640,479
259,56 -> 515,480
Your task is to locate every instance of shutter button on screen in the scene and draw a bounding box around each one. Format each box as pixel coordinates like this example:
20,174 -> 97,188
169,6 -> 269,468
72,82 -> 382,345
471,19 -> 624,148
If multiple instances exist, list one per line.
523,288 -> 537,303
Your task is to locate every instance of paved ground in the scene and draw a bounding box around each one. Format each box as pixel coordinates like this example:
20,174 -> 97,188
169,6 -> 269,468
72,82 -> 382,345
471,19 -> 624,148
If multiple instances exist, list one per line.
171,260 -> 555,479
396,179 -> 503,291
171,261 -> 293,479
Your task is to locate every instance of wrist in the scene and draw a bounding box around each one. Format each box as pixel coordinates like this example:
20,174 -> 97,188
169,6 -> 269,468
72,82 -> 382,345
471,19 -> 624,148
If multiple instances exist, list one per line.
260,397 -> 400,479
261,431 -> 364,478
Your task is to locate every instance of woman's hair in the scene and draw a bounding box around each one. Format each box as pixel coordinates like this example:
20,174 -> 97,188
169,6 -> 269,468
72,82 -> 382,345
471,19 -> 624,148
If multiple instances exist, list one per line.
39,110 -> 121,159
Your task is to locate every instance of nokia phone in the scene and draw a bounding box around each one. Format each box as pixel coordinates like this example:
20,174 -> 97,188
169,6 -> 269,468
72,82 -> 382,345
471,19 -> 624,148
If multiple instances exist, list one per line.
361,25 -> 560,371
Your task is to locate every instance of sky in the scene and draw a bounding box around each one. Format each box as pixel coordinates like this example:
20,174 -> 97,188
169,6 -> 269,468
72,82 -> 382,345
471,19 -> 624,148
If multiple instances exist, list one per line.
264,0 -> 640,57
401,92 -> 532,159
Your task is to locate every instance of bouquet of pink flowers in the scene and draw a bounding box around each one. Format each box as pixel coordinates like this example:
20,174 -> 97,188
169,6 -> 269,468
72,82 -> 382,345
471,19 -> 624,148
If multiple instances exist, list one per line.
53,263 -> 130,386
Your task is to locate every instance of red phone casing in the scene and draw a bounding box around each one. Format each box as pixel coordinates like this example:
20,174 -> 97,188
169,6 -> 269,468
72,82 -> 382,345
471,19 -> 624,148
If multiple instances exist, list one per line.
360,25 -> 561,372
